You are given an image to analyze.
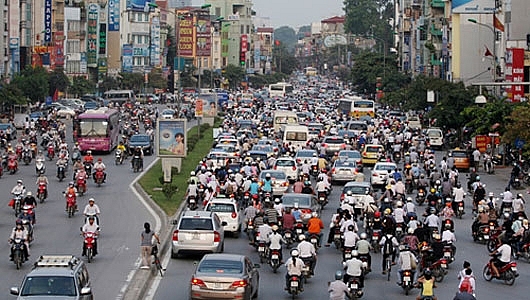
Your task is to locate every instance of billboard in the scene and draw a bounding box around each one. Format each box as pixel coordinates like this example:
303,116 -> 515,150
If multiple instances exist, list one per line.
150,16 -> 161,66
452,0 -> 496,14
122,44 -> 133,72
87,4 -> 99,68
506,48 -> 525,102
126,0 -> 153,11
196,14 -> 211,57
44,0 -> 52,42
158,119 -> 187,157
178,15 -> 194,57
108,0 -> 120,31
195,99 -> 203,117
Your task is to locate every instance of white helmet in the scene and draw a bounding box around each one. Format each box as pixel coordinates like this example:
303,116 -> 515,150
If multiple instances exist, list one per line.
299,234 -> 306,241
291,249 -> 299,257
488,192 -> 494,197
396,201 -> 403,207
190,171 -> 196,176
346,190 -> 352,196
351,250 -> 359,257
311,212 -> 318,218
406,197 -> 413,202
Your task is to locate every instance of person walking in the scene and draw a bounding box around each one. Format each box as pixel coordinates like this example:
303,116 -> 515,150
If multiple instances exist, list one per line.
140,222 -> 160,269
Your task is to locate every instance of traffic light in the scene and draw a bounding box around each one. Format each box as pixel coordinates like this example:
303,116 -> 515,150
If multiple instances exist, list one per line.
240,52 -> 245,66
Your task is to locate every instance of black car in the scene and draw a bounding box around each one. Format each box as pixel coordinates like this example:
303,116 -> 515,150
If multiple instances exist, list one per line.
129,134 -> 154,155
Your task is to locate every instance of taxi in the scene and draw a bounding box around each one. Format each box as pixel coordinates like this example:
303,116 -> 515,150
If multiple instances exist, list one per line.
361,144 -> 385,165
448,148 -> 470,171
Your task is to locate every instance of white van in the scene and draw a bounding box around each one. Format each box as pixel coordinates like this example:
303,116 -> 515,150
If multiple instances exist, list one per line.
282,125 -> 309,149
426,128 -> 444,149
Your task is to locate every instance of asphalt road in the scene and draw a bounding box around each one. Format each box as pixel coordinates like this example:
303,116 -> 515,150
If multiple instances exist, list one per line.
153,157 -> 530,300
0,119 -> 162,299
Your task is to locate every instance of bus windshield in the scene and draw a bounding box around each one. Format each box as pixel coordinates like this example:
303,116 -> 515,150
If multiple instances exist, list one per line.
79,119 -> 109,137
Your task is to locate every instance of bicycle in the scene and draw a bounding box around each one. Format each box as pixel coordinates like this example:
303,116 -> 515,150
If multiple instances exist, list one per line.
385,256 -> 392,281
151,244 -> 164,276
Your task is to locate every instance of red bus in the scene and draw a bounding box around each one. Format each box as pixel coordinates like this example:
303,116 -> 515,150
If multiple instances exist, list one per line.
75,108 -> 120,153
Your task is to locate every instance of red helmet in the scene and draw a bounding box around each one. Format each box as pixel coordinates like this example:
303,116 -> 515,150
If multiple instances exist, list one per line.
98,158 -> 102,162
374,211 -> 381,218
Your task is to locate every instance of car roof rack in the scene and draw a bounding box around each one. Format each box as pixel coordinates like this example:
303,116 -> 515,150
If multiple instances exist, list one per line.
34,255 -> 79,269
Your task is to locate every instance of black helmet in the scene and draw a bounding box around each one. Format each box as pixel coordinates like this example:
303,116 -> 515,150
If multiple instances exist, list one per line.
423,269 -> 432,276
334,270 -> 343,280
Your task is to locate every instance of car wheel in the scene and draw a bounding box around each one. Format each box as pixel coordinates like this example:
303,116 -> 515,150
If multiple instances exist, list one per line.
171,248 -> 178,259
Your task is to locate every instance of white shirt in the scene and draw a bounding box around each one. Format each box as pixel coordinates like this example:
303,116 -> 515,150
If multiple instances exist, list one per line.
441,230 -> 456,244
425,214 -> 440,228
497,244 -> 511,263
453,187 -> 465,202
286,257 -> 305,275
257,224 -> 272,242
397,251 -> 416,270
343,231 -> 359,248
405,202 -> 416,214
297,241 -> 316,258
82,222 -> 99,234
503,191 -> 513,203
83,204 -> 101,216
269,232 -> 285,250
393,208 -> 407,223
512,198 -> 525,212
340,219 -> 357,233
343,258 -> 365,276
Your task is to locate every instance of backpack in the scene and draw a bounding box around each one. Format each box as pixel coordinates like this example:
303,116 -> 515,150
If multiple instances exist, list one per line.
383,235 -> 394,255
460,276 -> 473,294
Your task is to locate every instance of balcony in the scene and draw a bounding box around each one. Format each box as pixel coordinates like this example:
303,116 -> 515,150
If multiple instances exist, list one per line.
431,0 -> 445,8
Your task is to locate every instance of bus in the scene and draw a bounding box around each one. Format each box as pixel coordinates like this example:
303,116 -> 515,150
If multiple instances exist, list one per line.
75,107 -> 120,153
304,67 -> 317,76
268,82 -> 294,98
104,90 -> 136,107
273,110 -> 299,131
337,98 -> 375,119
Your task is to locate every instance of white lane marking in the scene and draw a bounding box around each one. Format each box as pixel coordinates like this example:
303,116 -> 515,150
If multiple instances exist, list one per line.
143,241 -> 171,300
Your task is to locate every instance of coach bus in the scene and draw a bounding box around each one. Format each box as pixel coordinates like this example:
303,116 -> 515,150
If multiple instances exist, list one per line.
75,107 -> 120,153
337,98 -> 375,119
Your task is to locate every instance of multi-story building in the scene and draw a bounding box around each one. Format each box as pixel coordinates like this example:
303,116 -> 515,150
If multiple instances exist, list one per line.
253,27 -> 272,74
64,4 -> 88,78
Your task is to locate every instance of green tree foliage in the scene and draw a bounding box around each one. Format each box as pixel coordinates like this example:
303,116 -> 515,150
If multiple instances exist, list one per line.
224,64 -> 245,90
147,68 -> 167,89
273,26 -> 297,53
48,69 -> 70,96
502,105 -> 530,152
350,51 -> 405,95
11,66 -> 49,103
273,43 -> 298,75
119,72 -> 143,92
461,99 -> 514,136
344,0 -> 393,52
0,82 -> 25,105
247,73 -> 287,89
69,76 -> 95,97
99,76 -> 119,94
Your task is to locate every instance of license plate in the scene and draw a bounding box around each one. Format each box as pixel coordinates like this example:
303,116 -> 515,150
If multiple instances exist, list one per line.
192,233 -> 200,240
345,253 -> 352,259
213,282 -> 222,289
302,266 -> 309,271
373,236 -> 378,240
334,234 -> 341,239
404,276 -> 410,282
271,254 -> 279,259
351,283 -> 358,289
189,199 -> 195,204
441,264 -> 447,268
311,238 -> 317,243
511,267 -> 517,271
444,252 -> 451,257
296,229 -> 303,234
484,235 -> 489,239
459,206 -> 463,211
291,281 -> 298,287
258,246 -> 264,252
248,225 -> 254,230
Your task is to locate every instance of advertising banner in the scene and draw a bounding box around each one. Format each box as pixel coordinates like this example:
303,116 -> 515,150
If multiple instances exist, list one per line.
87,4 -> 99,68
44,0 -> 52,42
452,0 -> 496,14
126,0 -> 153,11
122,44 -> 133,72
178,15 -> 194,57
196,13 -> 211,57
199,95 -> 217,117
150,16 -> 161,66
506,48 -> 525,102
52,32 -> 65,69
158,119 -> 187,157
108,0 -> 120,31
99,23 -> 107,55
195,99 -> 203,117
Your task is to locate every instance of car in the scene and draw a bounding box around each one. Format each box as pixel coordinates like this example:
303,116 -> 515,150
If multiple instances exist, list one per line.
0,123 -> 17,140
321,136 -> 346,157
171,210 -> 226,258
370,162 -> 398,189
56,106 -> 77,118
280,193 -> 320,223
407,115 -> 422,130
258,170 -> 289,197
10,255 -> 93,300
294,149 -> 318,164
361,144 -> 385,165
207,151 -> 239,169
426,127 -> 444,149
161,109 -> 176,119
190,253 -> 260,300
83,101 -> 100,110
338,150 -> 363,171
204,196 -> 242,237
448,148 -> 470,171
246,150 -> 268,163
340,181 -> 373,203
251,144 -> 274,157
129,134 -> 154,155
137,93 -> 160,104
272,156 -> 299,182
29,111 -> 46,122
212,143 -> 240,157
330,159 -> 359,184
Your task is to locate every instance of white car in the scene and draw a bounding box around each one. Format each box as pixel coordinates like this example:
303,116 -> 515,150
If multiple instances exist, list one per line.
56,106 -> 76,118
370,162 -> 397,189
204,196 -> 242,238
272,157 -> 299,182
161,109 -> 176,119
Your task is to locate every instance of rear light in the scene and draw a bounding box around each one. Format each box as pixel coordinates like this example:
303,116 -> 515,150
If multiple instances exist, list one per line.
231,212 -> 237,219
372,172 -> 378,177
191,277 -> 207,287
291,276 -> 298,281
322,143 -> 327,148
340,193 -> 345,201
341,144 -> 346,149
230,279 -> 248,288
404,271 -> 411,276
292,166 -> 296,171
331,168 -> 336,174
273,165 -> 277,170
362,152 -> 367,156
301,209 -> 311,214
484,227 -> 490,233
172,230 -> 179,241
214,231 -> 221,242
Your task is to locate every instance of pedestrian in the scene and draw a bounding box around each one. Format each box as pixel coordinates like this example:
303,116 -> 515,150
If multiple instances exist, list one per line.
140,222 -> 160,269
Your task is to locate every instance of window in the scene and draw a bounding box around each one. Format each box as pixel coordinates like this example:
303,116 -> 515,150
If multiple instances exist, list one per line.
66,40 -> 80,53
206,203 -> 235,213
67,20 -> 80,31
179,218 -> 213,230
215,7 -> 221,16
66,60 -> 80,73
240,25 -> 244,34
79,119 -> 109,137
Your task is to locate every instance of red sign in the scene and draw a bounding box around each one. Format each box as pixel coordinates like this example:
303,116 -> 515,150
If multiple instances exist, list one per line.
196,13 -> 211,57
178,15 -> 194,57
475,135 -> 500,153
240,35 -> 248,53
505,48 -> 525,102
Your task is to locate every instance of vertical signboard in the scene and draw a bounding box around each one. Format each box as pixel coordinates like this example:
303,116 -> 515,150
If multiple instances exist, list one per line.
157,119 -> 187,157
178,15 -> 194,57
99,24 -> 107,55
52,31 -> 65,69
196,13 -> 211,57
122,44 -> 133,72
108,0 -> 120,31
150,15 -> 161,66
506,48 -> 525,102
87,4 -> 99,68
9,37 -> 20,74
44,0 -> 52,42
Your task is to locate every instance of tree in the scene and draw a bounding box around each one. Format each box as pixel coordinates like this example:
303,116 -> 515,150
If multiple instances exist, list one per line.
0,82 -> 25,106
461,98 -> 514,137
147,68 -> 167,90
344,0 -> 393,50
70,76 -> 95,97
165,25 -> 177,68
119,73 -> 143,92
11,66 -> 49,103
48,69 -> 70,97
502,105 -> 530,153
350,51 -> 405,95
273,43 -> 298,75
273,26 -> 297,53
99,76 -> 119,94
223,64 -> 245,90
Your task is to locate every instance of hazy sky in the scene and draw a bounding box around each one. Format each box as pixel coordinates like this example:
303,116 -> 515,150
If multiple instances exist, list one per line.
192,0 -> 344,29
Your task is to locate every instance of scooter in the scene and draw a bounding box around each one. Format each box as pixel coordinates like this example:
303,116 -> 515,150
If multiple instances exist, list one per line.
94,168 -> 105,187
257,240 -> 268,263
317,191 -> 328,209
47,145 -> 55,160
12,194 -> 23,216
269,249 -> 281,273
287,275 -> 303,298
416,188 -> 426,205
7,156 -> 18,174
132,155 -> 142,172
483,255 -> 518,285
346,276 -> 364,299
71,149 -> 81,164
37,183 -> 47,203
485,157 -> 495,174
57,165 -> 66,181
187,195 -> 198,210
115,149 -> 124,165
35,158 -> 45,175
83,231 -> 97,263
399,269 -> 415,295
10,238 -> 26,269
76,175 -> 87,196
65,192 -> 77,218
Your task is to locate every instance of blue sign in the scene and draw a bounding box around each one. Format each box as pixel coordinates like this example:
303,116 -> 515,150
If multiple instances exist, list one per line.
45,96 -> 52,105
44,0 -> 52,42
108,0 -> 120,31
515,138 -> 525,150
126,0 -> 153,11
122,44 -> 133,72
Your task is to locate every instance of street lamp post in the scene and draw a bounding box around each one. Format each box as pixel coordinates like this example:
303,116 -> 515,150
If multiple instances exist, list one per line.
468,18 -> 497,83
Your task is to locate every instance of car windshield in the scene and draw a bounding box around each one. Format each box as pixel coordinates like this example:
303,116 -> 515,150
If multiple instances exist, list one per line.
375,164 -> 396,172
324,138 -> 344,144
79,119 -> 108,137
340,151 -> 361,159
252,145 -> 273,152
206,203 -> 235,213
335,161 -> 355,168
276,160 -> 295,167
452,151 -> 467,158
365,146 -> 381,153
260,172 -> 286,180
427,130 -> 442,137
282,195 -> 311,207
131,135 -> 149,143
198,259 -> 243,274
343,185 -> 370,195
21,276 -> 77,296
296,150 -> 315,158
179,218 -> 213,230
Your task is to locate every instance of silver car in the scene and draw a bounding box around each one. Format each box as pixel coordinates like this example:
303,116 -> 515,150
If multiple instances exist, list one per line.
171,211 -> 226,258
259,170 -> 289,196
331,159 -> 359,183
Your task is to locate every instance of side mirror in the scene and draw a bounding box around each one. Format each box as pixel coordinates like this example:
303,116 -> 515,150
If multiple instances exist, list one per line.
10,287 -> 19,295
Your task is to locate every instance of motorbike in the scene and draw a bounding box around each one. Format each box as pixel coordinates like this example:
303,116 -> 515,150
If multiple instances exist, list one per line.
301,258 -> 313,282
416,188 -> 426,205
20,218 -> 34,244
371,230 -> 381,253
393,151 -> 401,164
284,229 -> 295,248
37,183 -> 47,203
269,249 -> 281,273
333,227 -> 342,250
57,165 -> 66,181
187,195 -> 198,210
115,149 -> 124,165
474,221 -> 496,243
343,247 -> 354,262
309,233 -> 320,250
287,275 -> 303,298
94,168 -> 105,187
429,258 -> 448,282
455,201 -> 465,219
294,221 -> 305,237
12,194 -> 23,216
65,192 -> 77,218
132,155 -> 142,172
485,157 -> 495,174
71,149 -> 81,164
47,145 -> 55,160
257,240 -> 268,263
443,244 -> 455,264
16,145 -> 23,160
310,165 -> 319,178
245,219 -> 256,244
405,178 -> 413,194
400,269 -> 415,295
242,191 -> 251,207
84,161 -> 93,175
395,223 -> 405,239
76,175 -> 87,196
7,156 -> 18,174
35,158 -> 45,175
483,256 -> 518,285
317,191 -> 328,209
346,276 -> 364,299
10,238 -> 26,269
83,231 -> 97,263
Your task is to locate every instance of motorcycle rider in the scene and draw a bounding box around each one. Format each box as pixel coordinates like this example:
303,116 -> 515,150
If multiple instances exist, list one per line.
116,141 -> 127,157
343,224 -> 360,251
397,244 -> 417,286
297,234 -> 317,275
328,270 -> 349,300
81,216 -> 99,257
512,193 -> 526,218
442,223 -> 457,255
472,207 -> 489,240
508,162 -> 522,189
269,225 -> 286,263
306,212 -> 324,247
489,239 -> 513,278
301,180 -> 314,195
356,233 -> 372,271
22,191 -> 37,209
415,269 -> 437,300
83,198 -> 101,226
285,249 -> 305,291
56,154 -> 68,177
83,150 -> 94,168
64,182 -> 78,211
500,187 -> 513,213
36,173 -> 49,199
9,220 -> 30,261
11,179 -> 26,198
343,250 -> 366,288
93,158 -> 106,182
132,146 -> 144,170
315,177 -> 329,195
